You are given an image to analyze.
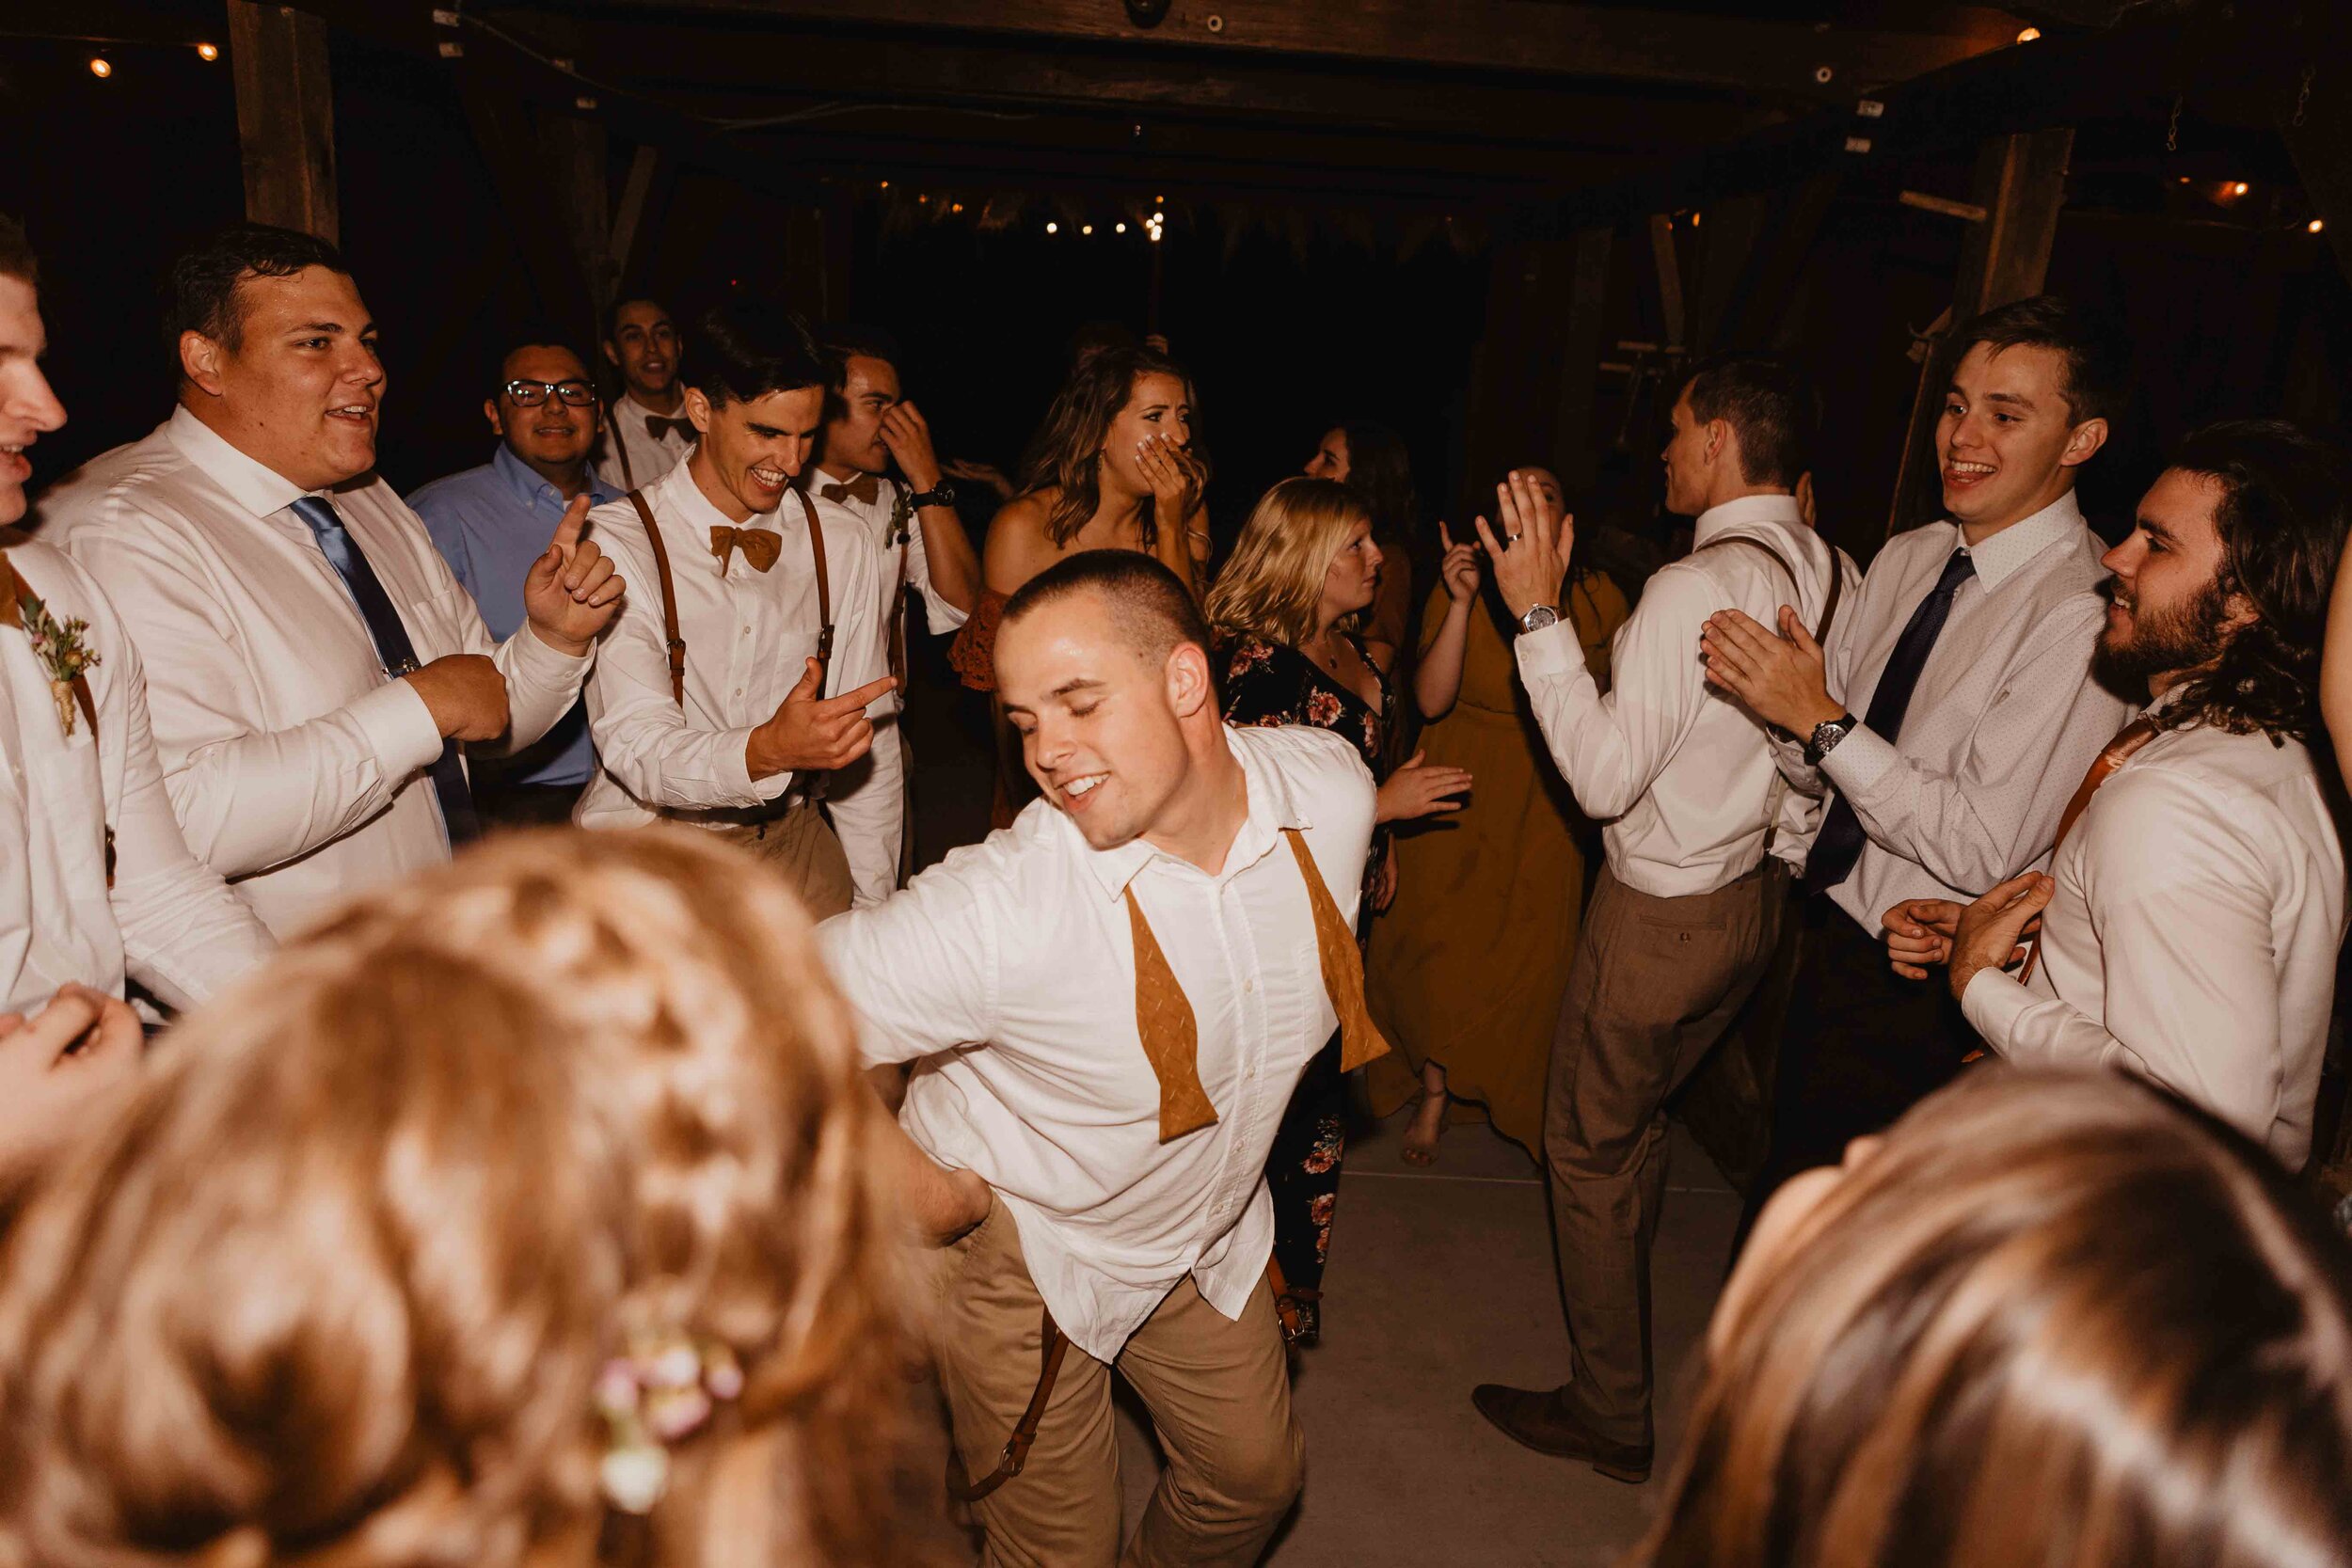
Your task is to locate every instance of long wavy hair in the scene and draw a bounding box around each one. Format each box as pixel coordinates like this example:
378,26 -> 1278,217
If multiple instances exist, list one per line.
2149,419 -> 2349,744
1204,477 -> 1374,650
1016,344 -> 1202,548
0,830 -> 934,1568
1633,1069 -> 2352,1568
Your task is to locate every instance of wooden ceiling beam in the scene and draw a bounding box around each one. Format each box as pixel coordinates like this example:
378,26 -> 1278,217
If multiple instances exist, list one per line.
516,0 -> 2014,99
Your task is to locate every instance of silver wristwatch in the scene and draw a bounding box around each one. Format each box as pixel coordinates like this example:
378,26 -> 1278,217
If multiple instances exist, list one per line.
1517,604 -> 1561,636
1804,713 -> 1859,766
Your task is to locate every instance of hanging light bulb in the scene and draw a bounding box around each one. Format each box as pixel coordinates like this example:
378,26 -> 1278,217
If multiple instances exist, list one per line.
2231,182 -> 2250,197
2311,218 -> 2328,234
1081,224 -> 1094,235
195,41 -> 220,61
88,56 -> 113,78
1045,222 -> 1058,234
2015,26 -> 2041,41
1116,222 -> 1127,233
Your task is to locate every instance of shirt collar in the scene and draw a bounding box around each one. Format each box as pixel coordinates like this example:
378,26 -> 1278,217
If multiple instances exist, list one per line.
1692,492 -> 1804,546
492,443 -> 621,509
164,403 -> 314,520
1956,488 -> 2085,593
1077,726 -> 1314,902
653,457 -> 783,535
616,392 -> 688,425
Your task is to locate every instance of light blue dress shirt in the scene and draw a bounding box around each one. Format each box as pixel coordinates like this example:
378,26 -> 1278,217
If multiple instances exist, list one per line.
409,445 -> 622,788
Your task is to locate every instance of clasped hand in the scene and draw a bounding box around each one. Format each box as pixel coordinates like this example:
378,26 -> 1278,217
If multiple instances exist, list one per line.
1699,608 -> 1843,736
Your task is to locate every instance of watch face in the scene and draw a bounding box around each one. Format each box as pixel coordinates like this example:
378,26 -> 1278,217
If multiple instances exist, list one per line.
1521,606 -> 1559,632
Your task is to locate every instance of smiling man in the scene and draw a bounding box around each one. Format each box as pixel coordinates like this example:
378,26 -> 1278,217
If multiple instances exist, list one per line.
818,550 -> 1375,1567
41,224 -> 621,935
1696,294 -> 2135,1230
577,296 -> 899,915
593,294 -> 692,493
1899,422 -> 2348,1170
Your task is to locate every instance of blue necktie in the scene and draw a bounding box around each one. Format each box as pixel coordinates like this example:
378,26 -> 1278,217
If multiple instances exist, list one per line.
290,495 -> 482,849
1803,547 -> 1976,895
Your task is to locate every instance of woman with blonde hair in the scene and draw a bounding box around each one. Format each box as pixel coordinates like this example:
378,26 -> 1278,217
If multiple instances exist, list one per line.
1205,475 -> 1470,1343
0,829 -> 937,1568
1639,1069 -> 2352,1568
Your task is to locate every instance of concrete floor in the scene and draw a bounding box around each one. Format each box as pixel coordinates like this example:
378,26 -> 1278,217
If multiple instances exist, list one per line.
1107,1110 -> 1737,1567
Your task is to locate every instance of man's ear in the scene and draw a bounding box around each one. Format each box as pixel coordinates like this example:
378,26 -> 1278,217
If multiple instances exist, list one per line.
179,331 -> 227,398
2060,416 -> 2110,469
1166,640 -> 1215,721
601,340 -> 620,369
1705,419 -> 1732,467
483,398 -> 503,436
684,387 -> 714,436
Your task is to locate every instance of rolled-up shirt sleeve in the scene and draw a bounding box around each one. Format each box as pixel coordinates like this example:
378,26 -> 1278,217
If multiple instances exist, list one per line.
1962,768 -> 2284,1146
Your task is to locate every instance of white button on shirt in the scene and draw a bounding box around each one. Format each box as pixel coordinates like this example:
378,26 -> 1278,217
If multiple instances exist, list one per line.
818,724 -> 1376,1362
0,538 -> 274,1015
46,408 -> 590,936
593,393 -> 694,496
1962,705 -> 2345,1168
1515,494 -> 1859,896
578,461 -> 903,907
1790,491 -> 2136,929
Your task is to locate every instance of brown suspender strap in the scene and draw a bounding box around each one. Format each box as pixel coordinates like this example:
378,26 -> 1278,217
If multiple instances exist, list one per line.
946,1307 -> 1070,1503
796,485 -> 834,694
0,539 -> 112,884
625,489 -> 688,706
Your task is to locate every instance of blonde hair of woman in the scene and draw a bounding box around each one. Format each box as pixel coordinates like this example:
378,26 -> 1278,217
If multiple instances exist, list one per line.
0,829 -> 934,1568
1636,1069 -> 2352,1568
1204,475 -> 1377,649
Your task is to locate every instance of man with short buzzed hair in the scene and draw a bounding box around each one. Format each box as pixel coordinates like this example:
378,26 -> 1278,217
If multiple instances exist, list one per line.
595,295 -> 692,493
822,550 -> 1377,1566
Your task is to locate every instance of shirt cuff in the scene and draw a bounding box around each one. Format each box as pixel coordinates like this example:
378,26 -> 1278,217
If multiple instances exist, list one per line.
725,727 -> 796,804
1960,967 -> 2030,1056
1511,617 -> 1584,680
512,621 -> 596,686
1820,721 -> 1900,801
352,676 -> 447,777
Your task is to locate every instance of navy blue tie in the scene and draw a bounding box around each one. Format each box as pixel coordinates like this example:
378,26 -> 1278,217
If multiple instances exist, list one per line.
1803,547 -> 1976,895
290,495 -> 482,848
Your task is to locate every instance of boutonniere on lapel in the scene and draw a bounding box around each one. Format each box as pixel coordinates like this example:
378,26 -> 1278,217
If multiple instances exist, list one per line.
18,581 -> 100,739
886,487 -> 914,548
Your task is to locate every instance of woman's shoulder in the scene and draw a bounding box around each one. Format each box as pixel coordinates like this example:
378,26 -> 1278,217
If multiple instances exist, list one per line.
981,492 -> 1059,594
1218,630 -> 1290,683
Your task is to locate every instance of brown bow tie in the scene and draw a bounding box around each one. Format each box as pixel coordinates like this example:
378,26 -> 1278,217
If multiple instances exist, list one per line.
647,414 -> 695,444
709,525 -> 782,574
2016,715 -> 2159,985
818,473 -> 883,507
1127,827 -> 1390,1143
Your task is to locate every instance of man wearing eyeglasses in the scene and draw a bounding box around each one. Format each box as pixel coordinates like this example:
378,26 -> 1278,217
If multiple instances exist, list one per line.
411,336 -> 625,826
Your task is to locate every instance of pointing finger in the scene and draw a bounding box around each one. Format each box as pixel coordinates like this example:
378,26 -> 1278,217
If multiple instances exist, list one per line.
548,493 -> 592,557
820,674 -> 898,713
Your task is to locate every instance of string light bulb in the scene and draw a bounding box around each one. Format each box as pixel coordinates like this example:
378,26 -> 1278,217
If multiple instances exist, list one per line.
879,180 -> 889,189
196,41 -> 220,61
2312,218 -> 2328,234
1045,221 -> 1058,234
2231,182 -> 2249,197
2015,26 -> 2040,41
1116,222 -> 1127,233
87,56 -> 112,78
1081,224 -> 1094,235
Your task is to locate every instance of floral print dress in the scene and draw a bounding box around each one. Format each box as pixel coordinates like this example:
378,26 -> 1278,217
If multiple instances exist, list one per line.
1217,632 -> 1392,1344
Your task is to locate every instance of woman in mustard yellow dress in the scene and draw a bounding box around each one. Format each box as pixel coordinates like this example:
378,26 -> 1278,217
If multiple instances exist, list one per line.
1365,468 -> 1629,1161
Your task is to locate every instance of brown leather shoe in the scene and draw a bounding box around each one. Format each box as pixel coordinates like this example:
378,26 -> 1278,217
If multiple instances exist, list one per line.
1470,1383 -> 1652,1482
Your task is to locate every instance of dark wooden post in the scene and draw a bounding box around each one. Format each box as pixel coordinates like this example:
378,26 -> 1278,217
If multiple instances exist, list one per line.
227,1 -> 339,243
1886,127 -> 2074,537
1551,226 -> 1616,494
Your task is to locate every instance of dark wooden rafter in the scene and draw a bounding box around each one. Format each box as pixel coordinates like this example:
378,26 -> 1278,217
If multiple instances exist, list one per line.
535,0 -> 2015,100
227,1 -> 339,244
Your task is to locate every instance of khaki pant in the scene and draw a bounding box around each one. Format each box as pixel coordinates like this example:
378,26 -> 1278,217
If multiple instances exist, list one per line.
707,800 -> 855,920
930,1200 -> 1303,1567
1545,862 -> 1783,1445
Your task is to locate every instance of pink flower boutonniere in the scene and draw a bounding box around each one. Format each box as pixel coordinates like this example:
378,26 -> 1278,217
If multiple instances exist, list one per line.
17,585 -> 99,739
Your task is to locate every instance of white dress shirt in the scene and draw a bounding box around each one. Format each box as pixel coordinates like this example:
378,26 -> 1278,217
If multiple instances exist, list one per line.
819,723 -> 1376,1361
1783,491 -> 2136,931
48,407 -> 590,935
578,460 -> 903,906
806,469 -> 972,641
593,392 -> 694,495
0,538 -> 274,1014
1962,701 -> 2345,1168
1515,495 -> 1859,896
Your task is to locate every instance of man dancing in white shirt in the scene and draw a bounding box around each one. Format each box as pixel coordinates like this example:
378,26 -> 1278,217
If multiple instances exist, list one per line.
1893,420 -> 2348,1170
579,298 -> 899,914
1470,356 -> 1854,1481
0,214 -> 272,1177
42,224 -> 622,935
820,551 -> 1378,1567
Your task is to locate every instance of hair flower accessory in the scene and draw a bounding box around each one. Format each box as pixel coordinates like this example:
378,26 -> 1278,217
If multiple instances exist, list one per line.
593,1324 -> 745,1514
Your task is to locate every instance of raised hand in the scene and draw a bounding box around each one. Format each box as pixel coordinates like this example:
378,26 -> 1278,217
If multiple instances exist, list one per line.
879,399 -> 942,492
404,653 -> 510,741
1946,871 -> 2056,1003
1699,606 -> 1842,736
1134,433 -> 1204,525
1882,896 -> 1963,980
1375,749 -> 1472,824
745,657 -> 898,780
1437,521 -> 1481,605
523,494 -> 625,654
1473,469 -> 1572,624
